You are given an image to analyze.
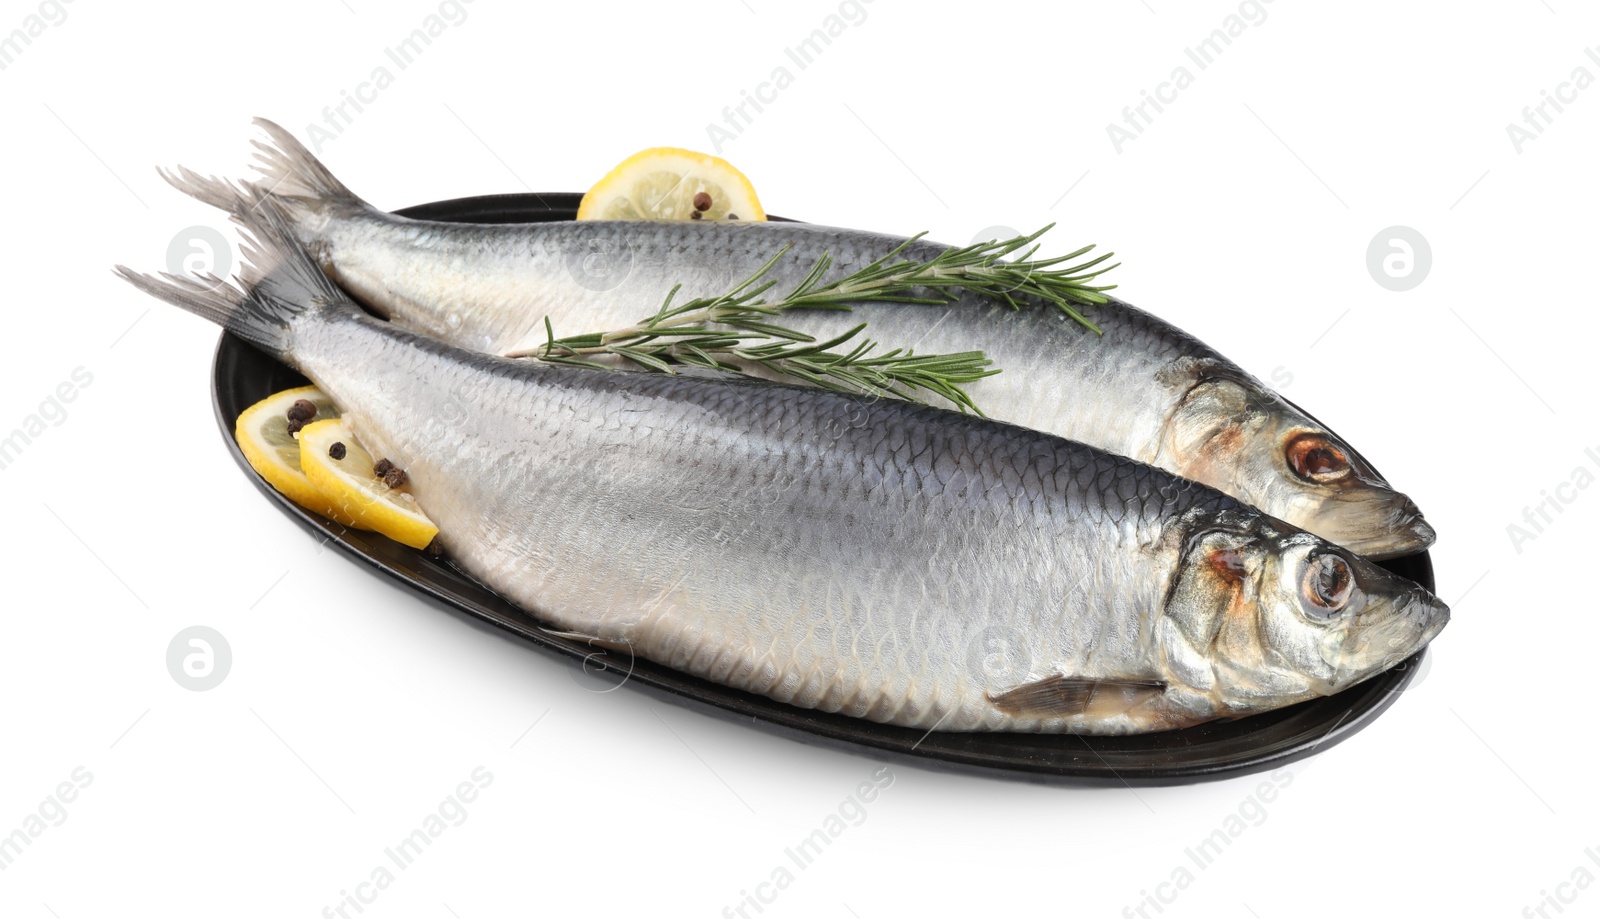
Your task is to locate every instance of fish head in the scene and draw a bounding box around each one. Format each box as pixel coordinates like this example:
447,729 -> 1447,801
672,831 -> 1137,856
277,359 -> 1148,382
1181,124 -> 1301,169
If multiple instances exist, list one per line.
1162,517 -> 1449,709
1161,367 -> 1435,559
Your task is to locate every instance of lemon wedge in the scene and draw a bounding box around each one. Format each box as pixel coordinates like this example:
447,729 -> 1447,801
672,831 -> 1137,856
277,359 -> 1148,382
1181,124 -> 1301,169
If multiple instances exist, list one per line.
296,418 -> 439,550
576,147 -> 765,221
234,386 -> 363,528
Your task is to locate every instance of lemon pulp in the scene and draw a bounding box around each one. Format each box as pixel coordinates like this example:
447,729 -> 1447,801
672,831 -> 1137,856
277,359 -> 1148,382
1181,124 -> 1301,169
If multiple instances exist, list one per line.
234,386 -> 363,529
296,418 -> 439,550
577,147 -> 765,222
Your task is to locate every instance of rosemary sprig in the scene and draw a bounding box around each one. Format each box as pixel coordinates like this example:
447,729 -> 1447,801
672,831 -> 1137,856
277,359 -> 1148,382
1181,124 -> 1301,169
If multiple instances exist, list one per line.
529,303 -> 999,414
508,226 -> 1116,412
830,223 -> 1119,332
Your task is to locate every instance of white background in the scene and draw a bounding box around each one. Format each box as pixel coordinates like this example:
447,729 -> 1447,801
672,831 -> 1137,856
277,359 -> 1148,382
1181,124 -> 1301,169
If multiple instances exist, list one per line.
1,1 -> 1593,917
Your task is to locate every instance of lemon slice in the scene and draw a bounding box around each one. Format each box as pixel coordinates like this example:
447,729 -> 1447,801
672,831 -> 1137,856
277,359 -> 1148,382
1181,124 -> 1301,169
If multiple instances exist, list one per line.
576,147 -> 765,221
234,386 -> 363,529
296,418 -> 439,550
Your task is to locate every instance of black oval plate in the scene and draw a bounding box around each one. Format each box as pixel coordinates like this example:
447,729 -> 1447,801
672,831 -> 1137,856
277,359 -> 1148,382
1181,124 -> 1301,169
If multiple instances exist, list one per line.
211,192 -> 1435,786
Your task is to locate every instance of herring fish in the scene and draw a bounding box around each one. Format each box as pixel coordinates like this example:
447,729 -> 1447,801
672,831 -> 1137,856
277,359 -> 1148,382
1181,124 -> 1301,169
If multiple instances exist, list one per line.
166,120 -> 1435,559
116,197 -> 1449,734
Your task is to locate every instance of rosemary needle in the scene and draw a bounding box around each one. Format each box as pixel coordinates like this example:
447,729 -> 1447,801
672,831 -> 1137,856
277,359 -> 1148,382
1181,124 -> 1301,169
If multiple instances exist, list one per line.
508,226 -> 1115,413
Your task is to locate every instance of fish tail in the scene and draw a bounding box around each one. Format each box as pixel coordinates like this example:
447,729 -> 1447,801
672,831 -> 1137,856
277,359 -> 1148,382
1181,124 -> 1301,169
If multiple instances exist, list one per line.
158,118 -> 369,230
156,163 -> 252,217
247,116 -> 369,215
114,194 -> 346,365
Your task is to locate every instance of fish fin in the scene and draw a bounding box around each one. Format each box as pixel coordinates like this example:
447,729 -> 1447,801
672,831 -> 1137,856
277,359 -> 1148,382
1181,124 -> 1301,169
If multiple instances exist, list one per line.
987,675 -> 1166,720
158,164 -> 253,219
541,628 -> 635,654
114,194 -> 349,364
248,117 -> 370,214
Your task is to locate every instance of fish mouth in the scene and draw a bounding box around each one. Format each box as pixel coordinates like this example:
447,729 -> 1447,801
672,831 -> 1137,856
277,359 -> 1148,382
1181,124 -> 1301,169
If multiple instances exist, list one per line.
1331,498 -> 1437,561
1378,589 -> 1451,670
1338,586 -> 1450,684
1401,588 -> 1451,643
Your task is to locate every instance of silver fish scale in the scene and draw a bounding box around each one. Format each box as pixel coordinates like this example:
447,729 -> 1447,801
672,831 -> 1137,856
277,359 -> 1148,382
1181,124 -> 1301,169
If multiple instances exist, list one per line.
324,217 -> 1232,467
296,309 -> 1247,732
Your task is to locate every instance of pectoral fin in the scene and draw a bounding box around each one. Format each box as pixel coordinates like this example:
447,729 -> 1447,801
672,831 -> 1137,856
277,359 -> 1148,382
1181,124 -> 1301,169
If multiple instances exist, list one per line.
987,675 -> 1167,720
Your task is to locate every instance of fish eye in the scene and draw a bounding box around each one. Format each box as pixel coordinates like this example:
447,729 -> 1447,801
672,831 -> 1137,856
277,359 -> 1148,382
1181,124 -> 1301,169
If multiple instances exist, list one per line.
1302,553 -> 1354,614
1286,433 -> 1351,484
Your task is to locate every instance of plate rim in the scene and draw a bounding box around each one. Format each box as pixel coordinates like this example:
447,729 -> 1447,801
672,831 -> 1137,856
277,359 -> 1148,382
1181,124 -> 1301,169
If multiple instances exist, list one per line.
206,191 -> 1434,786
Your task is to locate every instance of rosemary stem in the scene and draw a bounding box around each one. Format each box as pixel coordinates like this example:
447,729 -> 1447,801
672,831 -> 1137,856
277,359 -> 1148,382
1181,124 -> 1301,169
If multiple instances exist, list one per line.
519,225 -> 1117,413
